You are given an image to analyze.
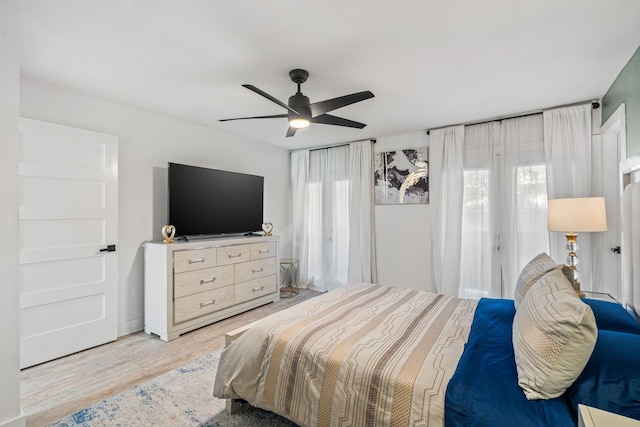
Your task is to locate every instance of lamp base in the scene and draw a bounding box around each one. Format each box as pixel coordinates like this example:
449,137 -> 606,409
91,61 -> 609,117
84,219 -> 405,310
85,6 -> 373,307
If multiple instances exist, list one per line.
570,276 -> 585,299
564,232 -> 585,298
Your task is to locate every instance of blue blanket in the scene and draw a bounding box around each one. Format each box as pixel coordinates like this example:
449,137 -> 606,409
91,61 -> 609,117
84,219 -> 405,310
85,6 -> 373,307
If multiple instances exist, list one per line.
444,298 -> 575,427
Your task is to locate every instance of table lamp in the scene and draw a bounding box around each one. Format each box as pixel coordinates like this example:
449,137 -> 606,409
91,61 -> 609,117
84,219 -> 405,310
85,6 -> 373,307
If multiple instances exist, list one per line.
547,197 -> 608,297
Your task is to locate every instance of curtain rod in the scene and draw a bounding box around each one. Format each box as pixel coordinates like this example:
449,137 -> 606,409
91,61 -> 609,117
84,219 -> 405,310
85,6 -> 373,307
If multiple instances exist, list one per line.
290,138 -> 376,153
426,100 -> 600,135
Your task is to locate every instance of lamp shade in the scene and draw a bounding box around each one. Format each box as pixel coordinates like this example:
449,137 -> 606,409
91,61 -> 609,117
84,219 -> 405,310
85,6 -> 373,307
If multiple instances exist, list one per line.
548,197 -> 608,232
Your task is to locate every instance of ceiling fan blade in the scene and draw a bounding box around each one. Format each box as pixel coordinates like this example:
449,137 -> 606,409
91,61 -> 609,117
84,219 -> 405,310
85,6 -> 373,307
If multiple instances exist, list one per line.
286,127 -> 297,138
242,84 -> 299,115
219,114 -> 288,122
309,91 -> 374,117
311,114 -> 367,129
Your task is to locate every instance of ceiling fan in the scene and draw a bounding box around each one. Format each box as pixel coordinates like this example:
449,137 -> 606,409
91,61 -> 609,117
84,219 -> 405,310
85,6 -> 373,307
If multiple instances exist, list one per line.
220,69 -> 374,137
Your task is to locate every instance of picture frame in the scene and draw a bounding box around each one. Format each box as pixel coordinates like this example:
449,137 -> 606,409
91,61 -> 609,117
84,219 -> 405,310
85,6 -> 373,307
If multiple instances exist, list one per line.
375,147 -> 429,205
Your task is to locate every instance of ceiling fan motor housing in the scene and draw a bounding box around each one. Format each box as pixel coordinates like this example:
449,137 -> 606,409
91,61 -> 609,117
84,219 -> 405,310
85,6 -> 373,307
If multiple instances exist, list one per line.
288,93 -> 311,120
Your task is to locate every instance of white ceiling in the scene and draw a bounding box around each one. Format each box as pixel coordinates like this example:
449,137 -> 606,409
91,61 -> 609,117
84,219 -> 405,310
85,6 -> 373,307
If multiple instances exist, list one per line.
19,0 -> 640,150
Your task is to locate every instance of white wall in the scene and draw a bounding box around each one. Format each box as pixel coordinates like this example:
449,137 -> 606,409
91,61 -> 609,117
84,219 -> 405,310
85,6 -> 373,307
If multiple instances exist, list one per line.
20,77 -> 292,336
0,1 -> 25,426
374,131 -> 434,292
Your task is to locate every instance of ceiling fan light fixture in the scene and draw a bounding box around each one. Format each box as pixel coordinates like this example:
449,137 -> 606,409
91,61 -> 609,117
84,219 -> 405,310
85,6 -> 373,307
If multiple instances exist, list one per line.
289,118 -> 310,128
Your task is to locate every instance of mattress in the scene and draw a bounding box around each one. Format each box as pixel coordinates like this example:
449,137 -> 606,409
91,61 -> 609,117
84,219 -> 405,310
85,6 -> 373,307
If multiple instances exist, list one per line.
213,282 -> 477,426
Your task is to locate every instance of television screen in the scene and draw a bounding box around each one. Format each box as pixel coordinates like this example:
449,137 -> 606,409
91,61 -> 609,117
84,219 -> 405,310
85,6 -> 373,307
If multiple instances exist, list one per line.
168,163 -> 264,237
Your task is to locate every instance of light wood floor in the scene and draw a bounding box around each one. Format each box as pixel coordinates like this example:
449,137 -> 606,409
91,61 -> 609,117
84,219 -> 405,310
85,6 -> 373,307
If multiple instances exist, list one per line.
21,289 -> 320,427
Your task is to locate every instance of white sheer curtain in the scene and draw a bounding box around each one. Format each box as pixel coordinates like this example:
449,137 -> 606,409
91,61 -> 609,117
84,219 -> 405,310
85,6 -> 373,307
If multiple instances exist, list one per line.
499,115 -> 549,296
291,150 -> 310,286
460,122 -> 500,298
430,126 -> 465,296
543,104 -> 593,288
290,141 -> 377,292
348,141 -> 378,284
432,105 -> 594,299
451,115 -> 549,299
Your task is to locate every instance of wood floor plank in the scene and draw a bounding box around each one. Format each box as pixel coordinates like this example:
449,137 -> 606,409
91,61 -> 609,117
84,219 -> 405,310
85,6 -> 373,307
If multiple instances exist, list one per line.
21,290 -> 320,426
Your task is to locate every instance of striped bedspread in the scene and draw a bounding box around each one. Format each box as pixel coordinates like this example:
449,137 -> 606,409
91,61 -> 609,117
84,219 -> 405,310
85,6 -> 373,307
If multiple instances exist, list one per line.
213,283 -> 477,427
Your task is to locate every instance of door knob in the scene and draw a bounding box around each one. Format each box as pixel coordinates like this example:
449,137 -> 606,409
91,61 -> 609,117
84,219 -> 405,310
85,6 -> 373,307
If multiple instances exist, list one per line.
100,244 -> 116,253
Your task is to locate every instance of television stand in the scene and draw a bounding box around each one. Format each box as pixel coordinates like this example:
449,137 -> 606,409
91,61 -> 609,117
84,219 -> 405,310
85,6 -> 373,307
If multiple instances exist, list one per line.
144,235 -> 280,341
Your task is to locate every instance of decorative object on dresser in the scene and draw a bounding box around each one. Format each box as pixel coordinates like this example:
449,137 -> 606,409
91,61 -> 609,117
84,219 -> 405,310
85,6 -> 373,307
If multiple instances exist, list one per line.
547,197 -> 608,297
262,222 -> 273,236
161,225 -> 176,243
144,235 -> 279,341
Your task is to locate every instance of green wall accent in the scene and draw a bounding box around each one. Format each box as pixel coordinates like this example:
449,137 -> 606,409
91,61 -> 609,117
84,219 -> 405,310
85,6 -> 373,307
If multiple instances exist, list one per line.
602,46 -> 640,157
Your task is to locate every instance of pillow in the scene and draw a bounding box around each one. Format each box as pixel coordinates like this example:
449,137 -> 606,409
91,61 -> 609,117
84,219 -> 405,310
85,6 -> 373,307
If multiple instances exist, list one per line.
583,298 -> 640,335
514,252 -> 557,309
513,268 -> 598,400
565,330 -> 640,421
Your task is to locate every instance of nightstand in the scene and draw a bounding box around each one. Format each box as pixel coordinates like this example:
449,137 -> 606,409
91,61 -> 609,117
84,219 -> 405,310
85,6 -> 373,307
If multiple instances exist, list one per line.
582,291 -> 618,304
578,404 -> 640,427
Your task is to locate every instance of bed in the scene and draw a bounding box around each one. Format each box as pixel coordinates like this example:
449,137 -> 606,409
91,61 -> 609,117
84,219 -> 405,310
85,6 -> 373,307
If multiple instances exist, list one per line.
213,284 -> 640,426
214,284 -> 476,426
213,173 -> 640,426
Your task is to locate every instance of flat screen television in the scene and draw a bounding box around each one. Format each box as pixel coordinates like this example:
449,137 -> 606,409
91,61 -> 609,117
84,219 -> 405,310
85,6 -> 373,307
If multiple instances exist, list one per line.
168,163 -> 264,237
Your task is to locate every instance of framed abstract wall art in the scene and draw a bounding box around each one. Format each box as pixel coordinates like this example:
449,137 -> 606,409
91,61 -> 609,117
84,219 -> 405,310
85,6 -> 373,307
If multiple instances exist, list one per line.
375,147 -> 429,205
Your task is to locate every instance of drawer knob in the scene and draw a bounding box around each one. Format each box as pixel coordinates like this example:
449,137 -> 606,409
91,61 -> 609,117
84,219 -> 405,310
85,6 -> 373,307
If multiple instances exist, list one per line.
252,286 -> 264,292
200,277 -> 216,285
228,253 -> 242,258
258,249 -> 270,254
251,267 -> 264,273
200,299 -> 215,308
189,258 -> 205,264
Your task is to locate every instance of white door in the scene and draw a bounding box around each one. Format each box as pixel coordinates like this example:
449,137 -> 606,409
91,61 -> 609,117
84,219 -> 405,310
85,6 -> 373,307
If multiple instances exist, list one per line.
19,118 -> 118,368
593,104 -> 626,299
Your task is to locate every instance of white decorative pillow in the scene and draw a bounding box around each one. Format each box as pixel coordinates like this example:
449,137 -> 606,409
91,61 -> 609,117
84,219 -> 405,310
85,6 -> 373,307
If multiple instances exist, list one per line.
513,268 -> 597,400
514,252 -> 557,309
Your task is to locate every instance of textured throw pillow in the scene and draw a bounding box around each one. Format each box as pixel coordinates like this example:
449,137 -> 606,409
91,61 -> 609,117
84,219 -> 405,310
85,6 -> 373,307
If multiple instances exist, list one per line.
514,253 -> 557,309
513,268 -> 598,400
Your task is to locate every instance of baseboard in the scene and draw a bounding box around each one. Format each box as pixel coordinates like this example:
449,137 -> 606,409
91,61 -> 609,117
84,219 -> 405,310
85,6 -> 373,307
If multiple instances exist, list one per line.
0,410 -> 25,427
118,317 -> 144,337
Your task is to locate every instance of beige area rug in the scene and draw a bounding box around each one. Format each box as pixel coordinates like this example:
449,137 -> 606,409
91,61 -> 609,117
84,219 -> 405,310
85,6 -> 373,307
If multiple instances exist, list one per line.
48,349 -> 297,426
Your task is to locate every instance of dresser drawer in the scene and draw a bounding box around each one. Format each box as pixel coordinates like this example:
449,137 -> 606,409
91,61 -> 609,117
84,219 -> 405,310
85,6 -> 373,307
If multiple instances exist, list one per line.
235,275 -> 277,304
174,285 -> 235,323
174,248 -> 217,273
174,264 -> 234,298
250,241 -> 277,260
235,257 -> 277,283
217,245 -> 250,265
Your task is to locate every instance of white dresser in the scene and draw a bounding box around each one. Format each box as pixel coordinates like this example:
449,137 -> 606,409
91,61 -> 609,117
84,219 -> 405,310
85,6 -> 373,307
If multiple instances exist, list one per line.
144,235 -> 279,341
